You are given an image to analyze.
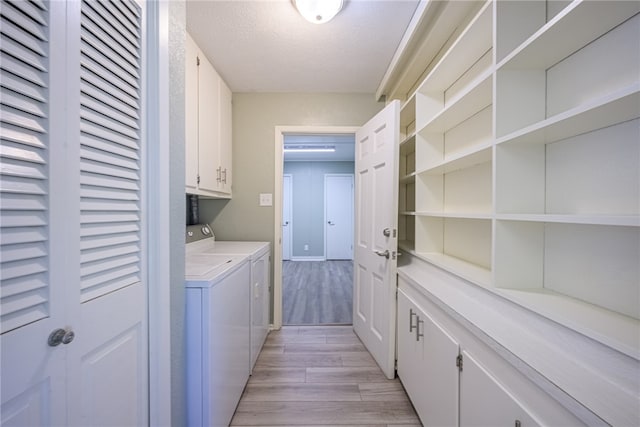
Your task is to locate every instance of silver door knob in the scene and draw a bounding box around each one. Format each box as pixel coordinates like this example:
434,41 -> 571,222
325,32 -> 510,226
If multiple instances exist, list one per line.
48,328 -> 75,346
383,228 -> 391,237
328,221 -> 335,225
374,249 -> 390,259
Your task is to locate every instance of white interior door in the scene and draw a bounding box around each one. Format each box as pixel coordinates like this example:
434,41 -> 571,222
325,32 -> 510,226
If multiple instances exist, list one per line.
353,100 -> 400,379
1,1 -> 148,425
282,174 -> 292,260
1,2 -> 68,424
325,174 -> 354,260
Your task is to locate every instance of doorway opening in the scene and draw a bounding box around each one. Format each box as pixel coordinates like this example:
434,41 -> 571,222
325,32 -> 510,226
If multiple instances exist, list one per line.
273,127 -> 359,328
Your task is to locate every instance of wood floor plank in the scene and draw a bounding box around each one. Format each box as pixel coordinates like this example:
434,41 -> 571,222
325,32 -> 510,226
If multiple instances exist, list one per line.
267,333 -> 328,344
327,334 -> 364,344
255,353 -> 343,368
231,401 -> 420,426
284,343 -> 366,353
242,383 -> 362,402
358,381 -> 409,401
248,368 -> 306,383
306,367 -> 390,383
340,352 -> 378,368
297,325 -> 354,335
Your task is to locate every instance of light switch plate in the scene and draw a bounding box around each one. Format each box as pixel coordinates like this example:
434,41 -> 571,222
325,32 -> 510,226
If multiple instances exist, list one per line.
259,193 -> 273,206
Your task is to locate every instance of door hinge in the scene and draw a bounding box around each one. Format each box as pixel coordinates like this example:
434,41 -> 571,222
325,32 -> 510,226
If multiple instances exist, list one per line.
196,56 -> 200,66
197,174 -> 200,184
456,354 -> 463,372
394,359 -> 398,371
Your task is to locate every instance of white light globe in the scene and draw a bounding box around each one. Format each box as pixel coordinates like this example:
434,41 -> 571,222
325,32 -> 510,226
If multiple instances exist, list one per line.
294,0 -> 344,24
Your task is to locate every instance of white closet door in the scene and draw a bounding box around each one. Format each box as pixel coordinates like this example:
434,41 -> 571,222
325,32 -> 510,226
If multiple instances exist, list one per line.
68,0 -> 148,425
1,1 -> 148,425
0,1 -> 67,425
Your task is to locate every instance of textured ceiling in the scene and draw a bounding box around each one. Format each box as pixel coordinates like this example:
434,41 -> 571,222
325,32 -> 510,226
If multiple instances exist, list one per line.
186,0 -> 421,93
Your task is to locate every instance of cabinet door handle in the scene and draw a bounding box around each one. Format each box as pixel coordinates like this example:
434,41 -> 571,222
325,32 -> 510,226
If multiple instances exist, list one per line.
222,168 -> 227,184
409,309 -> 417,333
415,316 -> 424,341
216,166 -> 221,183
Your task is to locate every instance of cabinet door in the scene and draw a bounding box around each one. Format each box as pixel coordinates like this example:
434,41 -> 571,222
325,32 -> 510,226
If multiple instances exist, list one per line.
250,250 -> 270,371
397,290 -> 459,427
218,77 -> 232,195
460,351 -> 540,427
397,291 -> 422,407
185,33 -> 199,191
197,54 -> 220,193
419,307 -> 460,427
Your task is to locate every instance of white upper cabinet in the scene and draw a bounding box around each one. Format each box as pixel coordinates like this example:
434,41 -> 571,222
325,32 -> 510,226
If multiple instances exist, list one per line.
185,32 -> 232,198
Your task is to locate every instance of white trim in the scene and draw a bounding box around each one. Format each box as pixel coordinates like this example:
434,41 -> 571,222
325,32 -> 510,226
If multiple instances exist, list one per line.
282,174 -> 293,261
274,126 -> 359,330
146,1 -> 172,425
290,256 -> 327,262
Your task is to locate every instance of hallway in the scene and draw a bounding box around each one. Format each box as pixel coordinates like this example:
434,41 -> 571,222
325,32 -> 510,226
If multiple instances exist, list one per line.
282,261 -> 353,325
231,326 -> 420,426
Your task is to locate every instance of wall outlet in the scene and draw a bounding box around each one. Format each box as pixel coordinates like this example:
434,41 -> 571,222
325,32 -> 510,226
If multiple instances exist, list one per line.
259,193 -> 272,206
304,244 -> 309,251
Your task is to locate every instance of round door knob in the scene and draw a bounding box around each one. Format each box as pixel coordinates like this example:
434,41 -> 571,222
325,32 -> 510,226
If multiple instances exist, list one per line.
48,328 -> 75,347
62,330 -> 75,344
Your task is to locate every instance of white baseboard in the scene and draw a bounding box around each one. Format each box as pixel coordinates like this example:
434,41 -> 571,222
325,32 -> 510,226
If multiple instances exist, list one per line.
289,256 -> 326,261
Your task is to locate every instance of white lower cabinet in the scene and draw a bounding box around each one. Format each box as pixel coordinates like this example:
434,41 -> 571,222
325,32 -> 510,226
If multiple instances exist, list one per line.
460,350 -> 539,427
398,290 -> 459,426
397,285 -> 581,427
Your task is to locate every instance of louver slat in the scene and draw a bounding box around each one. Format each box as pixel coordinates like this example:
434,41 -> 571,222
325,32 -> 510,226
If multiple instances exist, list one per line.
79,0 -> 142,303
0,0 -> 49,334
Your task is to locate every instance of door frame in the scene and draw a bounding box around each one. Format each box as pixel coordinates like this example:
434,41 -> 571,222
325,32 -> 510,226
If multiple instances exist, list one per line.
146,1 -> 172,425
324,173 -> 354,260
273,126 -> 359,329
282,173 -> 293,261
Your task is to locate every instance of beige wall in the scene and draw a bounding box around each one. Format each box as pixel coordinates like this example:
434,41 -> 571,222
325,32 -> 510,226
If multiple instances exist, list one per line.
199,93 -> 382,312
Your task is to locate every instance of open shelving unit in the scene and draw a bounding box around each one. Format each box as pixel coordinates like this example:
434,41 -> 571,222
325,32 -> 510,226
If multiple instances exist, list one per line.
396,0 -> 640,361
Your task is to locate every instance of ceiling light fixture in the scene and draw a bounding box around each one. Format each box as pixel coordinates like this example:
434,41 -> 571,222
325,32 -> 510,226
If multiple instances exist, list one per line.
284,145 -> 336,153
292,0 -> 344,24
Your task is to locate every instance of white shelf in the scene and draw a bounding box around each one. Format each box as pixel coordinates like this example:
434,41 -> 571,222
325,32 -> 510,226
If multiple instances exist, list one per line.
416,211 -> 492,220
496,84 -> 640,146
399,211 -> 417,216
417,144 -> 492,175
496,214 -> 640,227
413,252 -> 492,289
498,0 -> 640,70
399,173 -> 416,184
420,69 -> 493,133
496,287 -> 640,360
400,133 -> 416,149
398,240 -> 415,253
418,1 -> 493,93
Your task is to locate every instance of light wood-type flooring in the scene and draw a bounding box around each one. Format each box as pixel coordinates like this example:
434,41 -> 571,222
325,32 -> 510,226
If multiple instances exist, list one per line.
231,326 -> 421,426
282,261 -> 353,325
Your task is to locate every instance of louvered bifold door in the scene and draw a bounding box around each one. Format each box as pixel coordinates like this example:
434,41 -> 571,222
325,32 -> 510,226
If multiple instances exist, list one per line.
70,0 -> 148,425
78,0 -> 142,303
1,1 -> 68,425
